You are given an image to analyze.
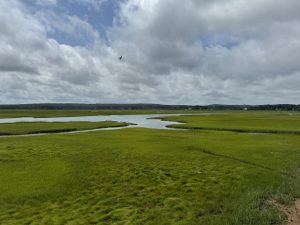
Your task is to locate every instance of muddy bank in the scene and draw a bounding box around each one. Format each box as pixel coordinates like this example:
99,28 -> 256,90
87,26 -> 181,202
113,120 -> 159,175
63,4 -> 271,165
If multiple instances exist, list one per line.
287,199 -> 300,225
270,199 -> 300,225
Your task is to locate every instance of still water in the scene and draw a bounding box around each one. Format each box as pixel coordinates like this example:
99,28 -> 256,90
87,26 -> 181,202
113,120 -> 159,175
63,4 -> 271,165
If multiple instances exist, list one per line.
0,114 -> 184,130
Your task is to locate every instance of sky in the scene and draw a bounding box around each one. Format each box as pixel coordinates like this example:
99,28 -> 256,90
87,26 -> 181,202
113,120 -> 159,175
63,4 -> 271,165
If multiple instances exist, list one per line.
0,0 -> 300,105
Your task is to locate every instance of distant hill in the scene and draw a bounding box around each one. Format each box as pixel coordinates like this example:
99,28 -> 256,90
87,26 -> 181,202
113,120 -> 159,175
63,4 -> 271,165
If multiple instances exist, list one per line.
0,103 -> 299,111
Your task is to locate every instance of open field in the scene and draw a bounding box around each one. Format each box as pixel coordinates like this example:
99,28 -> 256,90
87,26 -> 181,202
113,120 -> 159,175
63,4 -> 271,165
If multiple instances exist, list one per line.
0,121 -> 128,136
0,110 -> 193,119
0,111 -> 300,224
162,112 -> 300,134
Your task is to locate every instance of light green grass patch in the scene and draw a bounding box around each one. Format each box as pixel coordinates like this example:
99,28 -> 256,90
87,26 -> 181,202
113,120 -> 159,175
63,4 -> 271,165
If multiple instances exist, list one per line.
0,159 -> 71,199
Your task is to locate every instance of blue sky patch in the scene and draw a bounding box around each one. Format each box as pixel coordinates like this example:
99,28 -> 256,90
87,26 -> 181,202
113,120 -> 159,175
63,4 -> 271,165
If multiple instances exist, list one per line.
22,0 -> 121,46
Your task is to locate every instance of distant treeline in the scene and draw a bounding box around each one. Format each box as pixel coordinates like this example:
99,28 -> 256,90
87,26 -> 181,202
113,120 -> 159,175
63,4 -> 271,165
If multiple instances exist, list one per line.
0,103 -> 299,111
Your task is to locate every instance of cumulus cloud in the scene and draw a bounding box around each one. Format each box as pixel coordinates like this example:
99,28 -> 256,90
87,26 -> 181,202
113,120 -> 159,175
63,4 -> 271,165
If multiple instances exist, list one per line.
0,0 -> 300,104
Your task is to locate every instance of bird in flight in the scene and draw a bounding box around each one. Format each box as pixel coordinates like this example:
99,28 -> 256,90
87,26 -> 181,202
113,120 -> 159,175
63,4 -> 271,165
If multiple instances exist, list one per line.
119,56 -> 122,60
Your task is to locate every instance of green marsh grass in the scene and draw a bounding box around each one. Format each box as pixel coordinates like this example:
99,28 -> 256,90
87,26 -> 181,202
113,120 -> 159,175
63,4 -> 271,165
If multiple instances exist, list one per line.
162,112 -> 300,134
0,120 -> 300,224
0,121 -> 128,135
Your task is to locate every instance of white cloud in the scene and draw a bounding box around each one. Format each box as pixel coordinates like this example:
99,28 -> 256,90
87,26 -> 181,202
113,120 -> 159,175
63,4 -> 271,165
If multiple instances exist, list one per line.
0,0 -> 300,104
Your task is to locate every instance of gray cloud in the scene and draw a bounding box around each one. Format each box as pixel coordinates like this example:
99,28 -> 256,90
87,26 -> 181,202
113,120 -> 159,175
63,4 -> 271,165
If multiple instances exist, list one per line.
0,55 -> 39,74
0,0 -> 300,104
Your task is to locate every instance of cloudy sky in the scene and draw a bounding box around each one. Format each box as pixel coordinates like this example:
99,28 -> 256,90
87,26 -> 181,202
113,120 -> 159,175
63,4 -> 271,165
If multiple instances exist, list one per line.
0,0 -> 300,105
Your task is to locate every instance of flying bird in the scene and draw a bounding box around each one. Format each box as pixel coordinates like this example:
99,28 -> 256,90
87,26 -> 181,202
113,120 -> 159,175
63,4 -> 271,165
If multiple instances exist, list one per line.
119,56 -> 123,60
